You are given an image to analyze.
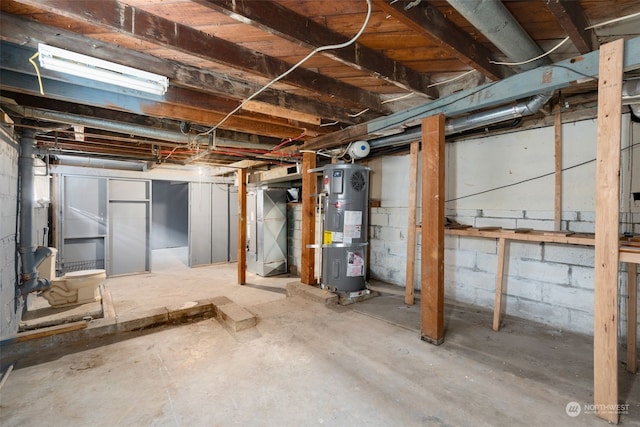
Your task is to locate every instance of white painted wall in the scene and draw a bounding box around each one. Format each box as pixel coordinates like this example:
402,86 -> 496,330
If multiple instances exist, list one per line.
369,115 -> 639,339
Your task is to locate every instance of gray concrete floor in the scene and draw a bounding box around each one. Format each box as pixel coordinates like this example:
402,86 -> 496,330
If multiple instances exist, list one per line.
1,248 -> 639,426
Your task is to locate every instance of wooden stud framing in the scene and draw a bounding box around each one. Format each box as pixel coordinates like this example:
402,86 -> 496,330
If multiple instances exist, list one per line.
405,141 -> 419,305
492,238 -> 507,331
237,168 -> 247,285
593,38 -> 624,425
420,114 -> 445,345
554,103 -> 563,231
301,152 -> 317,285
628,262 -> 638,374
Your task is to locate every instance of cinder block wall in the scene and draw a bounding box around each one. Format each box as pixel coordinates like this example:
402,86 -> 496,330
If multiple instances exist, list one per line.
0,129 -> 20,337
369,115 -> 640,339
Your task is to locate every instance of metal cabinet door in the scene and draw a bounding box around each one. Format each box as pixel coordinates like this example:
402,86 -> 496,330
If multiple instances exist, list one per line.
108,179 -> 150,275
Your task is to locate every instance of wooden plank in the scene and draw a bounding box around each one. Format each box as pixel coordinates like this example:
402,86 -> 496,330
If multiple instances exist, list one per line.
203,0 -> 437,97
374,0 -> 510,80
237,168 -> 247,285
300,152 -> 317,285
405,141 -> 419,305
593,38 -> 624,425
0,321 -> 87,346
445,228 -> 595,246
544,0 -> 593,54
554,102 -> 563,231
15,0 -> 385,114
493,238 -> 507,331
420,114 -> 445,345
627,262 -> 638,374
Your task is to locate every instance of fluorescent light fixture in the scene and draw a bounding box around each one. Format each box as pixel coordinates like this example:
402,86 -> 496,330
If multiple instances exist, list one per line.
38,43 -> 169,95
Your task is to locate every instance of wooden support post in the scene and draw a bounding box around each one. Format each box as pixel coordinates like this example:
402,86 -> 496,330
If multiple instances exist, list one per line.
420,114 -> 445,345
493,237 -> 507,331
301,152 -> 317,285
554,102 -> 563,231
405,141 -> 419,305
593,38 -> 624,424
628,263 -> 638,373
237,168 -> 247,285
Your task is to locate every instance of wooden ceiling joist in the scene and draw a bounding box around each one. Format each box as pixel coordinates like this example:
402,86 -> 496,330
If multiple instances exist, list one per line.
14,0 -> 387,114
200,0 -> 438,99
373,0 -> 512,81
0,13 -> 379,125
544,0 -> 593,54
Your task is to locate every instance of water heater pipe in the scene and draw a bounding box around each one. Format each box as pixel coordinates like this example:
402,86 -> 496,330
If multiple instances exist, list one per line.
17,128 -> 51,296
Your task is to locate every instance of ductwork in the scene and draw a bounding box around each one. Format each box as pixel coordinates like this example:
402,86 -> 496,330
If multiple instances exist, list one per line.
446,0 -> 549,71
623,79 -> 640,118
17,128 -> 52,296
445,93 -> 552,135
370,92 -> 552,149
9,107 -> 274,152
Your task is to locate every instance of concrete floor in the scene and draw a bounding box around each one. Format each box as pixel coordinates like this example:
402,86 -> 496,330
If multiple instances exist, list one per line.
1,248 -> 639,426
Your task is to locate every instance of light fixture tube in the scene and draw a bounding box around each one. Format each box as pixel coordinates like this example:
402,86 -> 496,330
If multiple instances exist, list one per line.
38,43 -> 169,96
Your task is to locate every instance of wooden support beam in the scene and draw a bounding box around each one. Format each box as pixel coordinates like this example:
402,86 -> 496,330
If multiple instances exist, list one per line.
544,0 -> 593,54
420,114 -> 445,345
237,168 -> 247,285
492,238 -> 507,331
301,152 -> 317,285
554,103 -> 563,230
405,141 -> 419,305
593,38 -> 624,425
627,262 -> 638,374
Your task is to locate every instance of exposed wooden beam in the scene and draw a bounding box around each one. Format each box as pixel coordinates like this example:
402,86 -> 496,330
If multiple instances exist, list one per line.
420,114 -> 445,345
13,0 -> 385,114
200,0 -> 438,99
300,152 -> 317,285
593,38 -> 624,425
237,168 -> 247,285
0,13 -> 375,125
0,68 -> 309,139
374,0 -> 511,81
303,36 -> 640,151
544,0 -> 593,54
554,102 -> 563,230
405,140 -> 419,305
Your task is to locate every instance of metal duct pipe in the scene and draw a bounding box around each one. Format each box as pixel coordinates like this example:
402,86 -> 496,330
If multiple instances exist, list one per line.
623,79 -> 640,117
447,0 -> 548,71
445,93 -> 552,135
369,93 -> 552,149
18,128 -> 51,296
14,107 -> 274,151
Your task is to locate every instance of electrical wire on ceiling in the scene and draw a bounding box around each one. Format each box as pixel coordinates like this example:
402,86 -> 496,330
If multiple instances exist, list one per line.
199,0 -> 373,139
489,37 -> 570,67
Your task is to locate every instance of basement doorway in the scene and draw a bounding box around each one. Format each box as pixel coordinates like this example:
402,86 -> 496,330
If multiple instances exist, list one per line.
151,180 -> 188,271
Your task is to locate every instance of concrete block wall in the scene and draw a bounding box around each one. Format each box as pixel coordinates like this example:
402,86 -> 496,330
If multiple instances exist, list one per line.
0,129 -> 20,337
369,205 -> 640,339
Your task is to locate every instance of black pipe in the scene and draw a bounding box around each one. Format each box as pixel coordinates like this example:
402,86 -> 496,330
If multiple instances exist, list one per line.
17,128 -> 51,296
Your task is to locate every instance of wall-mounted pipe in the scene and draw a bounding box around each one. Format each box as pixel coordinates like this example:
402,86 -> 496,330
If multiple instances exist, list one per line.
369,92 -> 552,149
11,107 -> 275,152
18,128 -> 51,296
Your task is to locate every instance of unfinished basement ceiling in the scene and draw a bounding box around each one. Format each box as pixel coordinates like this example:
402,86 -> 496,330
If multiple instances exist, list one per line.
1,0 -> 640,168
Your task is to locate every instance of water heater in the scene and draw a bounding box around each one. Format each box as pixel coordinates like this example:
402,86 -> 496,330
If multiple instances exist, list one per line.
320,163 -> 370,293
